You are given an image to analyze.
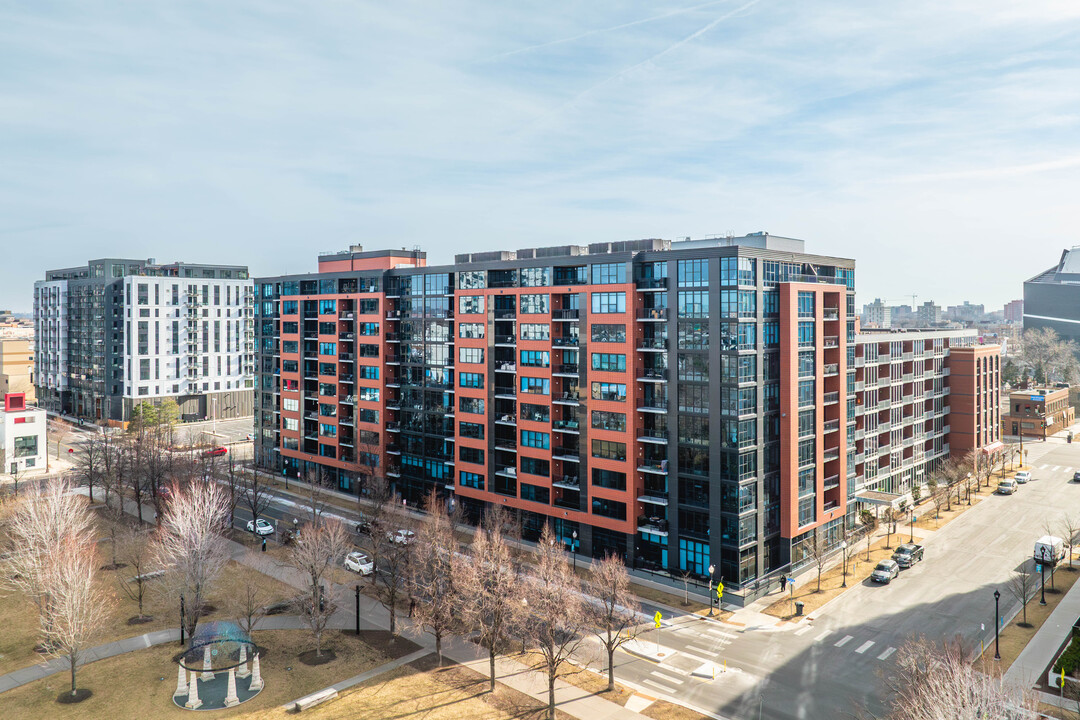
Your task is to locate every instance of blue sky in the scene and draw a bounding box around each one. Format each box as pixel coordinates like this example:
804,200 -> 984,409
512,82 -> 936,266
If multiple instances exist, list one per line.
2,1 -> 1079,312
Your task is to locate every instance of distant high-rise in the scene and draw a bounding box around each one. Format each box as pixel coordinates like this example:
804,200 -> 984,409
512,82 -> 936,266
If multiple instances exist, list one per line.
1024,249 -> 1080,342
915,301 -> 942,327
861,298 -> 891,328
1004,299 -> 1023,324
34,259 -> 255,424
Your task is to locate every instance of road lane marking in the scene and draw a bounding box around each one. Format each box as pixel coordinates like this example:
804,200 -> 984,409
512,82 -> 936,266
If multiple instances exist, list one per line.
794,625 -> 813,636
652,670 -> 685,685
878,647 -> 896,661
643,679 -> 676,692
855,641 -> 875,654
835,635 -> 854,647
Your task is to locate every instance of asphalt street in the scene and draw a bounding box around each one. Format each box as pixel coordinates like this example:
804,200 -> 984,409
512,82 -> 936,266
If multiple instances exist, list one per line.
607,437 -> 1080,720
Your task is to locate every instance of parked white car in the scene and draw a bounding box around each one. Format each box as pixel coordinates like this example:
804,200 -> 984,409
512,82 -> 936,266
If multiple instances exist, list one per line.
387,529 -> 416,545
1015,471 -> 1031,484
997,478 -> 1017,495
247,518 -> 275,536
344,551 -> 374,575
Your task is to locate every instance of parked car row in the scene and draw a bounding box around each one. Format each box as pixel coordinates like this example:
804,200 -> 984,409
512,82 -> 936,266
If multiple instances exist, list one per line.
871,543 -> 924,585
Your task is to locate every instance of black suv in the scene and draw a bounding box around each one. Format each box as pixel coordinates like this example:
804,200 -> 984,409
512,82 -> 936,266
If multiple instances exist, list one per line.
355,515 -> 373,535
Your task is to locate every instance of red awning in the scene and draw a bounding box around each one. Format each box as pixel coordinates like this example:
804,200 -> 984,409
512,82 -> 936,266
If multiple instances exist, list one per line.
981,441 -> 1005,454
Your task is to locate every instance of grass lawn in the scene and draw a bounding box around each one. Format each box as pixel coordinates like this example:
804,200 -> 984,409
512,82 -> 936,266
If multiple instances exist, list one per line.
0,590 -> 43,675
2,629 -> 402,720
974,563 -> 1080,674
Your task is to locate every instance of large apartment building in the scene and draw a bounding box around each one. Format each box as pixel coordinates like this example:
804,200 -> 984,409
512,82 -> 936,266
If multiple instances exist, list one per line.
254,235 -> 998,596
35,259 -> 255,424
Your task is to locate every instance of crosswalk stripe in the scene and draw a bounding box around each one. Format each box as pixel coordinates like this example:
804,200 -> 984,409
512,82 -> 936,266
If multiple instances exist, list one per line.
1053,466 -> 1061,472
855,641 -> 875,654
814,629 -> 831,642
652,670 -> 685,685
703,628 -> 737,640
681,652 -> 711,665
643,678 -> 677,692
878,647 -> 897,661
835,635 -> 854,647
1067,467 -> 1074,474
1040,464 -> 1049,470
686,645 -> 714,655
794,625 -> 813,636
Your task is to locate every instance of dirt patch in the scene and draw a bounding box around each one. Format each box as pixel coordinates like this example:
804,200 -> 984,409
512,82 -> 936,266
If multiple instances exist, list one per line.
298,648 -> 337,666
125,615 -> 154,626
55,689 -> 92,704
643,700 -> 713,720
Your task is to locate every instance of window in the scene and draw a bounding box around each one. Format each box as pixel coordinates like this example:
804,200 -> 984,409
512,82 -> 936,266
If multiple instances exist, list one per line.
520,323 -> 549,341
358,387 -> 379,402
798,496 -> 815,527
591,263 -> 627,285
460,372 -> 484,388
521,456 -> 550,477
679,322 -> 708,350
460,446 -> 485,464
679,384 -> 708,413
521,430 -> 550,449
591,324 -> 625,343
459,323 -> 484,339
282,398 -> 299,412
459,347 -> 484,364
319,299 -> 336,314
591,292 -> 625,314
591,498 -> 626,520
520,268 -> 551,287
591,468 -> 626,490
13,435 -> 38,457
459,397 -> 485,414
359,366 -> 379,380
282,300 -> 298,315
319,342 -> 337,356
459,295 -> 484,314
763,290 -> 779,316
798,379 -> 815,407
319,403 -> 337,417
520,350 -> 550,367
591,353 -> 626,372
460,471 -> 485,490
458,271 -> 486,289
798,322 -> 815,347
520,483 -> 550,504
798,291 -> 815,317
680,478 -> 709,508
358,322 -> 379,336
798,351 -> 815,377
678,259 -> 708,287
679,539 -> 710,576
283,417 -> 299,431
591,382 -> 626,402
520,403 -> 549,422
520,294 -> 549,314
592,410 -> 626,432
460,421 -> 484,439
319,423 -> 337,437
591,439 -> 626,461
720,257 -> 755,286
679,354 -> 709,381
679,291 -> 709,318
520,377 -> 550,395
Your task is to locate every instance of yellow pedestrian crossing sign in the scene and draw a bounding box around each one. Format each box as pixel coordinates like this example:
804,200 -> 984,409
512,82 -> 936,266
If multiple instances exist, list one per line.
717,581 -> 724,600
654,611 -> 662,628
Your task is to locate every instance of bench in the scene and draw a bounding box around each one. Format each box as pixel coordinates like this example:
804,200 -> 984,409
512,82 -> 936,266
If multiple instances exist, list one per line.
291,688 -> 338,712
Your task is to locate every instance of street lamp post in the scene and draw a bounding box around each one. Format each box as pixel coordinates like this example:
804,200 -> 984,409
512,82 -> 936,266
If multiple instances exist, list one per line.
708,564 -> 716,616
354,585 -> 361,636
572,530 -> 578,571
179,594 -> 186,647
994,590 -> 1001,660
909,504 -> 915,543
840,541 -> 848,588
1041,548 -> 1048,606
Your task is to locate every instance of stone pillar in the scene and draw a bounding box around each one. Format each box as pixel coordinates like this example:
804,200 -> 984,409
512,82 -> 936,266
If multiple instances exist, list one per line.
184,670 -> 203,709
173,663 -> 188,697
224,668 -> 240,707
248,652 -> 263,691
201,645 -> 215,681
236,645 -> 250,679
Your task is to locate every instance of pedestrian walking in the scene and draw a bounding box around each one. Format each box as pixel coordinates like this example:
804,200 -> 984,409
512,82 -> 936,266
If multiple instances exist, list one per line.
780,575 -> 787,593
408,597 -> 416,618
261,537 -> 267,553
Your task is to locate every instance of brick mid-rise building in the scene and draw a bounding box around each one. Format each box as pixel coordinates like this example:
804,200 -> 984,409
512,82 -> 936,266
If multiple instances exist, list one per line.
255,234 -> 1000,601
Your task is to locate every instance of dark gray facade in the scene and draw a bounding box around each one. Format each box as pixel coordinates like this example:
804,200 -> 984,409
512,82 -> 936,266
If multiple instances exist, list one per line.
1024,248 -> 1080,342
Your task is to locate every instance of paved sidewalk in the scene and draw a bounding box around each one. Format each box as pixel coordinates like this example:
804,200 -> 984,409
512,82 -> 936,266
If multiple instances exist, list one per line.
1004,566 -> 1080,689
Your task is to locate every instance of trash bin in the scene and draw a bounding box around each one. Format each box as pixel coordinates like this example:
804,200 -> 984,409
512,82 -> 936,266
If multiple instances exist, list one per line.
795,600 -> 805,616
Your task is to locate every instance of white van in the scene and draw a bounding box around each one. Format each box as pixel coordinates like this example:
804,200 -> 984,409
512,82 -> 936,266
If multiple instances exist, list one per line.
1034,536 -> 1067,566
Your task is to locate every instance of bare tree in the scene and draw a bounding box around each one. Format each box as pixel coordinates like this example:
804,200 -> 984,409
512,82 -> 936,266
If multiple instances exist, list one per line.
927,477 -> 946,520
1008,562 -> 1036,627
880,635 -> 1036,719
42,535 -> 114,699
153,481 -> 231,645
75,432 -> 106,504
369,499 -> 415,636
48,418 -> 73,463
456,514 -> 523,692
230,573 -> 271,637
1062,514 -> 1080,569
882,509 -> 896,550
675,568 -> 694,606
239,471 -> 274,536
803,527 -> 829,592
1017,327 -> 1080,386
524,525 -> 591,720
220,454 -> 242,528
285,518 -> 349,656
116,523 -> 154,621
588,553 -> 640,691
410,491 -> 461,665
860,510 -> 877,561
303,467 -> 331,525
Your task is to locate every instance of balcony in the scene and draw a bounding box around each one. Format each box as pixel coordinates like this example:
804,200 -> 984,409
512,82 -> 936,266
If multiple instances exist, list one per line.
495,439 -> 518,453
553,364 -> 579,377
637,400 -> 668,413
823,391 -> 840,405
636,308 -> 668,321
552,309 -> 580,321
386,421 -> 400,432
638,461 -> 668,475
823,336 -> 840,348
494,309 -> 516,319
823,475 -> 841,491
495,414 -> 516,426
552,392 -> 581,406
638,339 -> 667,352
636,517 -> 669,536
823,419 -> 840,434
823,448 -> 841,462
637,492 -> 668,506
636,278 -> 667,290
552,475 -> 580,490
494,335 -> 516,346
553,337 -> 579,347
552,446 -> 580,462
822,310 -> 840,321
637,368 -> 668,383
495,362 -> 517,373
823,363 -> 840,377
495,466 -> 517,478
637,430 -> 668,444
553,420 -> 581,433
